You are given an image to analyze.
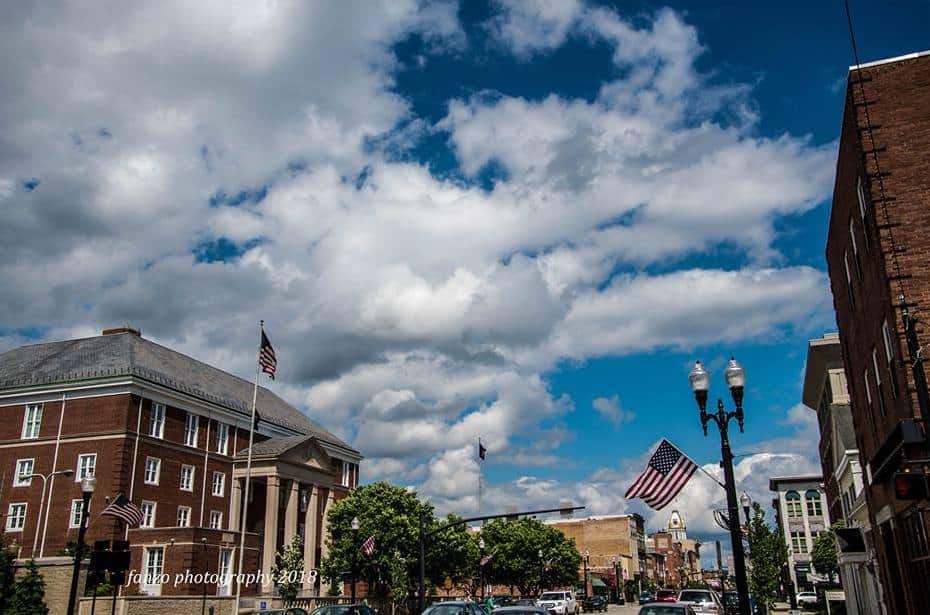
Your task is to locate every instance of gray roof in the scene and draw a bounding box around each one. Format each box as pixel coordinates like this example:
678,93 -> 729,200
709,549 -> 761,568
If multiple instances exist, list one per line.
235,434 -> 313,458
0,332 -> 357,455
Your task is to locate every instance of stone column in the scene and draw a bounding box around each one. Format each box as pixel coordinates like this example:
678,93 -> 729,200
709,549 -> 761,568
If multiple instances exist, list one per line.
230,478 -> 243,531
319,489 -> 334,560
284,479 -> 299,545
303,485 -> 320,590
262,475 -> 281,593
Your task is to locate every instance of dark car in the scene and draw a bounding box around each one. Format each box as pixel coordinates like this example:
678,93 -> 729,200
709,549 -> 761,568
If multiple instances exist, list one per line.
422,601 -> 487,615
582,596 -> 608,612
494,607 -> 550,615
639,592 -> 655,604
636,603 -> 698,615
311,606 -> 377,615
654,590 -> 680,603
512,600 -> 538,607
267,609 -> 310,615
493,597 -> 517,608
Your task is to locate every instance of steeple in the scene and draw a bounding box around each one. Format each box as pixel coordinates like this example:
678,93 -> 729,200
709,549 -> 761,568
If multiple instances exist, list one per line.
668,509 -> 687,542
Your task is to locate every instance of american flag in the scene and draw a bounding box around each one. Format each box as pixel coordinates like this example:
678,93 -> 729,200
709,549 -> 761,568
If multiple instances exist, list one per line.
624,439 -> 697,510
259,328 -> 277,380
101,493 -> 144,527
361,535 -> 375,557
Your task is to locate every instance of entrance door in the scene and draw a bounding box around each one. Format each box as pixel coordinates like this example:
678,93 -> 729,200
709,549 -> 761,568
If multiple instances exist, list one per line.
218,548 -> 233,596
141,547 -> 164,596
879,521 -> 905,613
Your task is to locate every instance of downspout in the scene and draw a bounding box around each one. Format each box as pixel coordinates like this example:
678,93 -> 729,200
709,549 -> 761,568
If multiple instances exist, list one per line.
39,393 -> 66,557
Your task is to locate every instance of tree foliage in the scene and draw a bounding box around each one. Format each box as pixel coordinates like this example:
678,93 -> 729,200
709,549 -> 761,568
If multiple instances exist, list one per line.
320,482 -> 479,599
811,521 -> 842,584
745,503 -> 788,610
0,537 -> 16,613
4,559 -> 49,615
480,517 -> 581,595
274,534 -> 305,603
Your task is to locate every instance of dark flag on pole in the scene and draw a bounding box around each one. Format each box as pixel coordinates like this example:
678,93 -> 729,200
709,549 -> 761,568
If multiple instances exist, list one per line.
101,493 -> 144,527
624,439 -> 697,510
362,535 -> 375,557
259,327 -> 277,380
478,438 -> 487,461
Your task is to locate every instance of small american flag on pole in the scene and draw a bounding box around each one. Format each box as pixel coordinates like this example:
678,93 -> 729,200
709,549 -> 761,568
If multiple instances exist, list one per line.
101,493 -> 144,527
624,439 -> 697,510
259,327 -> 277,380
361,535 -> 375,557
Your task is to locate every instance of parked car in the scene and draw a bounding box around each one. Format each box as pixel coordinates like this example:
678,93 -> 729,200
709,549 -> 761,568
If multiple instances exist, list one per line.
494,607 -> 550,615
654,589 -> 680,602
266,609 -> 310,615
639,592 -> 655,604
676,590 -> 722,614
636,603 -> 698,615
421,601 -> 486,615
512,600 -> 538,607
537,591 -> 578,615
722,591 -> 763,615
582,595 -> 608,612
796,592 -> 818,607
311,605 -> 377,615
493,596 -> 517,608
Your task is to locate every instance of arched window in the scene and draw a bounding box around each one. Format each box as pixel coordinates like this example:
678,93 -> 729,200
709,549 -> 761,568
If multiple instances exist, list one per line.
785,491 -> 802,518
806,490 -> 823,517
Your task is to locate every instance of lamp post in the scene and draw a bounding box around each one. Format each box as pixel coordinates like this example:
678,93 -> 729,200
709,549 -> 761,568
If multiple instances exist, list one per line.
29,468 -> 75,556
351,516 -> 360,603
67,476 -> 96,615
582,550 -> 589,598
611,557 -> 620,604
479,538 -> 486,599
689,358 -> 750,615
538,549 -> 544,593
740,492 -> 752,527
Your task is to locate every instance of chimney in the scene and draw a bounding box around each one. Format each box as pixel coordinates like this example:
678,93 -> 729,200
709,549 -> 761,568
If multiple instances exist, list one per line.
102,326 -> 142,337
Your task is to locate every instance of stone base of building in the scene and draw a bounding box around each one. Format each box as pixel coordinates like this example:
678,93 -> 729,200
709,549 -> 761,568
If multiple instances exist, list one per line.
78,595 -> 237,615
14,556 -> 84,615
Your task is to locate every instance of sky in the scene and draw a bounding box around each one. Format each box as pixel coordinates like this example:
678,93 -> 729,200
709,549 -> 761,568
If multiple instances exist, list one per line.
2,0 -> 929,565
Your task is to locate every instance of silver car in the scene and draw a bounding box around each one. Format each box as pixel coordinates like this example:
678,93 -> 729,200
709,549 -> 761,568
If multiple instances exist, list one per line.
637,603 -> 698,615
676,590 -> 721,614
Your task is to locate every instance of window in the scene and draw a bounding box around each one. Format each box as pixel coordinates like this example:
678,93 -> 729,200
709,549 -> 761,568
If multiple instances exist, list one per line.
184,413 -> 199,447
215,422 -> 229,455
883,319 -> 900,398
141,547 -> 164,595
790,531 -> 808,554
806,490 -> 823,517
218,549 -> 233,596
140,501 -> 156,528
22,404 -> 42,439
144,457 -> 161,485
177,506 -> 191,528
341,461 -> 351,487
785,491 -> 802,517
149,403 -> 165,439
212,472 -> 225,497
70,499 -> 87,529
77,453 -> 96,480
14,459 -> 34,487
844,252 -> 855,308
849,218 -> 863,279
857,176 -> 871,251
180,465 -> 195,491
6,503 -> 26,532
873,348 -> 887,416
209,510 -> 223,529
864,369 -> 879,440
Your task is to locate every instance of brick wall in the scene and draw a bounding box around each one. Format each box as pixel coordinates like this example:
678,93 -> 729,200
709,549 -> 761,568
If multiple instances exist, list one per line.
826,51 -> 930,615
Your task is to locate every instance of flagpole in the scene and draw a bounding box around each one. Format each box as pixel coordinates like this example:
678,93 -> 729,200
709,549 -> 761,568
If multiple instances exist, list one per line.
477,437 -> 482,520
234,320 -> 263,615
663,437 -> 725,489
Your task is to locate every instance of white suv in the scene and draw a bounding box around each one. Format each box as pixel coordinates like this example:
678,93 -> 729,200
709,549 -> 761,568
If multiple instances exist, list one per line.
537,591 -> 578,615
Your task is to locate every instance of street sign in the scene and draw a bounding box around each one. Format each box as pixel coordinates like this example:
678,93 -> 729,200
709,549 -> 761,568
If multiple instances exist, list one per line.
825,590 -> 845,601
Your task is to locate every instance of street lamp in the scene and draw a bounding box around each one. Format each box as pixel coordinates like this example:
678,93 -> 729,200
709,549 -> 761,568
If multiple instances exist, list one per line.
740,492 -> 752,527
538,549 -> 544,593
611,557 -> 620,604
689,358 -> 750,615
582,550 -> 590,598
67,476 -> 96,615
351,516 -> 360,603
28,468 -> 75,556
479,538 -> 486,599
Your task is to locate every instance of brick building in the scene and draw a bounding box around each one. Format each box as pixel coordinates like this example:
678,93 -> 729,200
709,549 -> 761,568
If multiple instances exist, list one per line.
825,49 -> 930,615
0,328 -> 361,598
769,476 -> 829,591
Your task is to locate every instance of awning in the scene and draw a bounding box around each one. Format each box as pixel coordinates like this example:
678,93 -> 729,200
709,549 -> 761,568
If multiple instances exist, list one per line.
591,578 -> 607,588
836,528 -> 866,553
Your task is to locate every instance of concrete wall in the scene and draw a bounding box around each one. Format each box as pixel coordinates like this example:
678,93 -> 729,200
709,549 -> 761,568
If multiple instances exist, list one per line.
14,556 -> 84,615
78,595 -> 236,615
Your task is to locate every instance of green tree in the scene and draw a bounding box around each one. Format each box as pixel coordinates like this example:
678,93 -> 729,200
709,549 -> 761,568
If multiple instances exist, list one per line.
4,559 -> 49,615
480,517 -> 581,595
0,537 -> 16,613
745,503 -> 789,611
811,522 -> 842,584
273,534 -> 305,603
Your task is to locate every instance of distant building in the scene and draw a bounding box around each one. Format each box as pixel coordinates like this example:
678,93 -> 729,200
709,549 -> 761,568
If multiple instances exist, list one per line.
0,328 -> 361,598
769,476 -> 829,592
826,48 -> 930,615
803,333 -> 884,614
645,510 -> 700,588
546,514 -> 645,597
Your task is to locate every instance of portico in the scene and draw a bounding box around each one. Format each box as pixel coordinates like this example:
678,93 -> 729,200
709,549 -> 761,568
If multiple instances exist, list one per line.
231,435 -> 350,593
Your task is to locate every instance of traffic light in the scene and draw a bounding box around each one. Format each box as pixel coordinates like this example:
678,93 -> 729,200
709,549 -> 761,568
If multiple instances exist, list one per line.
894,472 -> 928,500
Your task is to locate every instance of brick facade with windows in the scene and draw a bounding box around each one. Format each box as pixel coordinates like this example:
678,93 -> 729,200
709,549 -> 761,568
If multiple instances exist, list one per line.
0,328 -> 361,598
826,50 -> 930,615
